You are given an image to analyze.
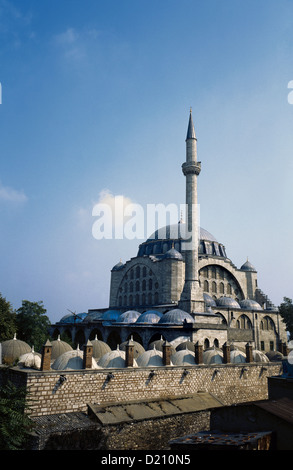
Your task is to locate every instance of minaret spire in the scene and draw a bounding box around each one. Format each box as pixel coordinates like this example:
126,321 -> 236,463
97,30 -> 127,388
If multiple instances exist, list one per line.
179,109 -> 205,314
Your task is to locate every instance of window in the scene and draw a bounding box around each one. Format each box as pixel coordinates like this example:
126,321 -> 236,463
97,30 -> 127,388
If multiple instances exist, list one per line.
204,280 -> 209,292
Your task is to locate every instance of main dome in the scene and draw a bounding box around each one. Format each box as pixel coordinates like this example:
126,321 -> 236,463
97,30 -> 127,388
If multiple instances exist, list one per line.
137,222 -> 227,258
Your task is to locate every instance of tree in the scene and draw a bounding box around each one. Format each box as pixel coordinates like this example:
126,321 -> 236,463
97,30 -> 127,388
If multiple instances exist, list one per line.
15,300 -> 51,352
0,293 -> 17,342
279,297 -> 293,340
0,380 -> 33,450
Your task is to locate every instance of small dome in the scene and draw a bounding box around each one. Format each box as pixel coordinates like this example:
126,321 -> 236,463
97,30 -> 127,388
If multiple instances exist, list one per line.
58,312 -> 87,324
230,349 -> 246,363
52,346 -> 100,370
117,310 -> 141,323
171,348 -> 196,366
136,347 -> 166,367
120,338 -> 145,358
163,247 -> 183,261
239,299 -> 262,311
148,337 -> 176,355
98,346 -> 137,368
266,350 -> 283,362
176,340 -> 195,352
136,311 -> 162,324
83,311 -> 104,322
1,334 -> 31,365
241,260 -> 256,272
51,336 -> 73,360
203,347 -> 223,365
158,309 -> 194,325
102,310 -> 121,321
252,349 -> 270,363
203,293 -> 217,307
112,260 -> 124,271
216,297 -> 240,309
18,347 -> 42,369
91,335 -> 111,360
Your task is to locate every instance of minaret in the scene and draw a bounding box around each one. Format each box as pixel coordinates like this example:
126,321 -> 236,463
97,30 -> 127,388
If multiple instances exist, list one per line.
179,109 -> 205,313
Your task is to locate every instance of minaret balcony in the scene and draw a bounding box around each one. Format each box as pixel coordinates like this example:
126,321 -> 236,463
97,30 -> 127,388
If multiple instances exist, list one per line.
182,161 -> 201,176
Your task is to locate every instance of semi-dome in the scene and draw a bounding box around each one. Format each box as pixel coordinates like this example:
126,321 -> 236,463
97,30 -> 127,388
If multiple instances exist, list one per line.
91,335 -> 111,360
136,311 -> 162,324
216,297 -> 240,309
158,309 -> 194,325
1,334 -> 31,365
241,260 -> 256,272
18,347 -> 42,369
119,338 -> 145,358
51,336 -> 73,360
117,310 -> 141,323
171,348 -> 196,366
203,347 -> 223,365
136,347 -> 167,367
239,299 -> 262,311
52,346 -> 100,370
137,222 -> 227,259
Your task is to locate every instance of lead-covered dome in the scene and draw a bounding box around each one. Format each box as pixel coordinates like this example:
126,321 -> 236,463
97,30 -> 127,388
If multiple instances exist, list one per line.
136,310 -> 162,324
117,310 -> 141,323
1,334 -> 31,365
239,299 -> 262,311
158,309 -> 194,325
137,222 -> 227,259
216,297 -> 240,309
51,336 -> 73,360
52,346 -> 100,370
136,347 -> 166,367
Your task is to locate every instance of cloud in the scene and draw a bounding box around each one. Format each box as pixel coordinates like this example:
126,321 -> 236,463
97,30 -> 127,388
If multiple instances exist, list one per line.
0,181 -> 27,203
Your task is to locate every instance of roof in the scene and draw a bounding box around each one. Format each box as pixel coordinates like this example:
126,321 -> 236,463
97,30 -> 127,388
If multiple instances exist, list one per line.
255,397 -> 293,425
88,393 -> 223,425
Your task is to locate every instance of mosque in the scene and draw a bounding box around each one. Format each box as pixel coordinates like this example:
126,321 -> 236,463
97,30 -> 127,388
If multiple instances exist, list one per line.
50,110 -> 287,357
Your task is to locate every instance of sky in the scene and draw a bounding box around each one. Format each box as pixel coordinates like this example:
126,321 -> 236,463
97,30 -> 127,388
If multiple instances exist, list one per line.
0,0 -> 293,324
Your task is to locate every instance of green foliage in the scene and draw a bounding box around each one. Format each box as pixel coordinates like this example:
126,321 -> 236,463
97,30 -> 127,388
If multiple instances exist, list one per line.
0,293 -> 17,342
0,380 -> 33,450
279,297 -> 293,340
15,300 -> 51,351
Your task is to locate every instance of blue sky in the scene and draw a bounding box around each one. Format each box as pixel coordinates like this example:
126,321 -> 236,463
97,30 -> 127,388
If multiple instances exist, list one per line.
0,0 -> 293,323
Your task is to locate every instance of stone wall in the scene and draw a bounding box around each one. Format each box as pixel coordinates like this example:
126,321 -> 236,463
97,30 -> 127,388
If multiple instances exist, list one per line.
2,362 -> 281,418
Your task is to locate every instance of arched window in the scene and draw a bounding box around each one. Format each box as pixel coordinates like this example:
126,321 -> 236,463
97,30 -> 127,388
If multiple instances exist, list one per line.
219,282 -> 224,294
136,266 -> 140,278
227,283 -> 232,295
148,293 -> 152,304
154,292 -> 159,304
129,282 -> 133,293
135,294 -> 139,305
142,266 -> 147,277
204,338 -> 210,349
129,295 -> 133,306
149,278 -> 153,290
142,279 -> 146,291
212,281 -> 217,293
204,280 -> 209,292
238,314 -> 252,329
135,280 -> 140,292
142,293 -> 146,305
